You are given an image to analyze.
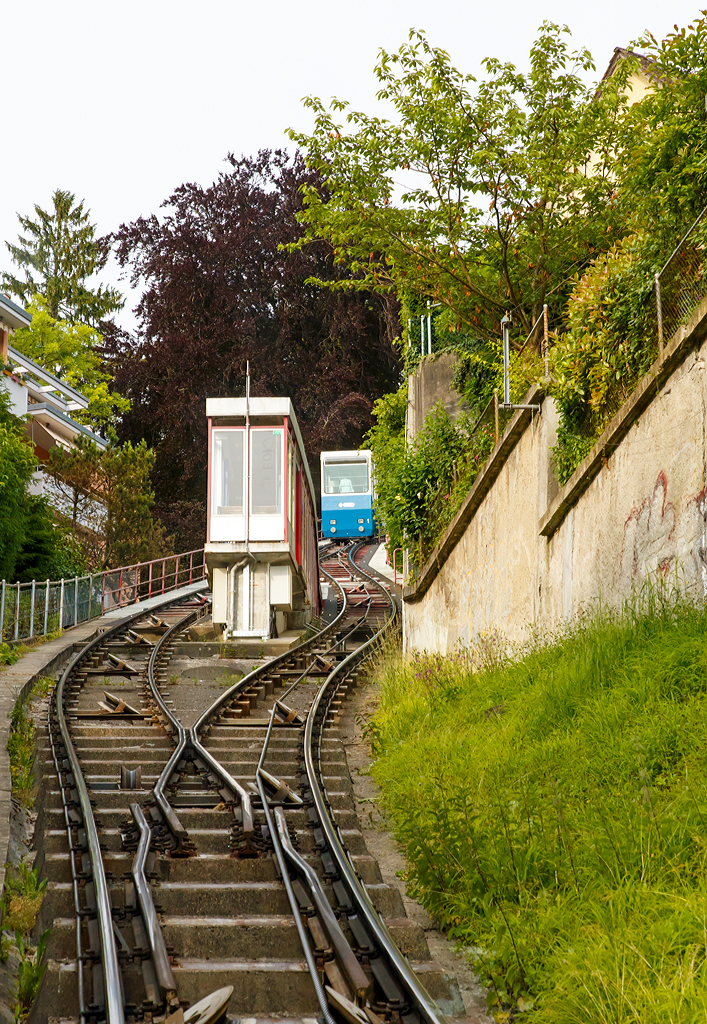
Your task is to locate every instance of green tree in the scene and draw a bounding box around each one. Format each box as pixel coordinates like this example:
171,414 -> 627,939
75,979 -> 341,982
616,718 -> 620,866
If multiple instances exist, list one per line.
2,189 -> 123,325
289,23 -> 632,342
102,441 -> 170,568
11,297 -> 130,437
13,496 -> 86,583
0,386 -> 36,581
619,16 -> 707,226
47,438 -> 170,569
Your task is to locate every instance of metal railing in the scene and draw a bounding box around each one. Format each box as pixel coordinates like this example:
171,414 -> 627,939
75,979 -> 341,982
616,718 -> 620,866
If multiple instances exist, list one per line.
654,205 -> 707,351
0,548 -> 207,645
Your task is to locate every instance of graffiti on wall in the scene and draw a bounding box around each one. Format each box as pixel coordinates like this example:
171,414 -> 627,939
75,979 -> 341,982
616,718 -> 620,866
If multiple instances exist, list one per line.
620,471 -> 707,595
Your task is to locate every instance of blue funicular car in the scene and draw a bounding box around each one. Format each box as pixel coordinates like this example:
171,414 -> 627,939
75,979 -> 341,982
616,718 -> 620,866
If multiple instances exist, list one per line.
320,449 -> 375,539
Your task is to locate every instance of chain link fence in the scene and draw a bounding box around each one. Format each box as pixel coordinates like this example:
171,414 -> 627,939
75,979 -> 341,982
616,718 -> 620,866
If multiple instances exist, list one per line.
653,206 -> 707,350
1,549 -> 207,645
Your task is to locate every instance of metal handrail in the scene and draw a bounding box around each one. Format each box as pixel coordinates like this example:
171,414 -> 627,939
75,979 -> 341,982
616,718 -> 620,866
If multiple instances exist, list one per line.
1,547 -> 207,643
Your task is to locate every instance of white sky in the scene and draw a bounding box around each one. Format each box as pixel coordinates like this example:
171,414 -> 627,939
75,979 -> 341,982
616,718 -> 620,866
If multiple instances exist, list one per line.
2,0 -> 703,331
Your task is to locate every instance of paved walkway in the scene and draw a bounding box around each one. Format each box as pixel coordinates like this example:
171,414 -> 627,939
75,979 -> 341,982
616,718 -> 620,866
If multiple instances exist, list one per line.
0,580 -> 207,895
368,542 -> 397,583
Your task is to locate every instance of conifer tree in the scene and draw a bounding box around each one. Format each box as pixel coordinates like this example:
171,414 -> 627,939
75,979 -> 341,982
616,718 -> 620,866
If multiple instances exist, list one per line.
2,189 -> 123,325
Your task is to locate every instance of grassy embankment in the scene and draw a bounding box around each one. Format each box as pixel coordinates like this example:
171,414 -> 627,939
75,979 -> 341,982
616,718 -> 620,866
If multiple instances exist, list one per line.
369,592 -> 707,1023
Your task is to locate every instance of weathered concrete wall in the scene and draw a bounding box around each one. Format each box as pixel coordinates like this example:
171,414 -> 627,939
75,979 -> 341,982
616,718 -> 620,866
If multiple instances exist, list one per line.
403,300 -> 707,652
407,352 -> 467,441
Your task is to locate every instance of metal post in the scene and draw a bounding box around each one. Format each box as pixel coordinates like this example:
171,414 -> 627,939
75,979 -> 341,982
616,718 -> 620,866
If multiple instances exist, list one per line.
420,315 -> 424,358
43,580 -> 50,636
502,313 -> 512,406
148,560 -> 153,598
101,572 -> 106,614
74,577 -> 79,626
655,273 -> 664,352
408,317 -> 412,348
0,581 -> 5,642
29,581 -> 36,639
119,569 -> 123,606
189,551 -> 194,584
175,555 -> 180,591
162,559 -> 166,594
427,302 -> 432,356
14,583 -> 20,641
89,574 -> 94,619
60,579 -> 65,630
543,303 -> 549,379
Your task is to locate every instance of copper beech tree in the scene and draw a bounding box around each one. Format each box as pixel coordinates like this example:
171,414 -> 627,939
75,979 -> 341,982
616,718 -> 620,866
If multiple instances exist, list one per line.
105,150 -> 401,550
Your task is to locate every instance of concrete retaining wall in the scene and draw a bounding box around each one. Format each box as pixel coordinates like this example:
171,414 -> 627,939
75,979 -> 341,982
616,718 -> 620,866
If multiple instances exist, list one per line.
406,352 -> 467,441
403,299 -> 707,652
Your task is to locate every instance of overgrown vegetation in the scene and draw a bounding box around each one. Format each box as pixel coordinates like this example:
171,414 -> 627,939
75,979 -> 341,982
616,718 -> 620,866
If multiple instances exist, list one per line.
366,347 -> 540,564
7,678 -> 52,807
2,865 -> 47,937
13,929 -> 50,1022
293,15 -> 707,551
368,590 -> 707,1021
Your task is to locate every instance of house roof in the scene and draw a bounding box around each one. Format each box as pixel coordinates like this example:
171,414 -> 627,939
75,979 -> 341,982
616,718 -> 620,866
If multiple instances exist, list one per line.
27,403 -> 108,451
0,293 -> 32,331
600,47 -> 658,86
8,345 -> 89,410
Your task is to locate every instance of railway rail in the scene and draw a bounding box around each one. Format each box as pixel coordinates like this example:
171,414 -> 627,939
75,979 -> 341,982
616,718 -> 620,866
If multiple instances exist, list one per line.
37,542 -> 456,1024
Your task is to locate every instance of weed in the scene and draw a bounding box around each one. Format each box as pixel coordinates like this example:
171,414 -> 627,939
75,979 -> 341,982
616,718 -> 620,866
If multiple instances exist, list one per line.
219,673 -> 244,688
2,864 -> 47,935
0,632 -> 63,672
369,593 -> 707,1021
7,677 -> 53,808
0,643 -> 19,666
14,928 -> 50,1021
169,674 -> 179,684
355,711 -> 383,754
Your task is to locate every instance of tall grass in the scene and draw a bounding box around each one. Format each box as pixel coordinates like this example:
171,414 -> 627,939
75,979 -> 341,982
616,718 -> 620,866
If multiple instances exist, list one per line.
370,592 -> 707,1021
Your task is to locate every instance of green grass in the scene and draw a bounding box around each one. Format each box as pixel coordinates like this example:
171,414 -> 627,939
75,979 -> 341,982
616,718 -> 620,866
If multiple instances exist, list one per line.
368,591 -> 707,1022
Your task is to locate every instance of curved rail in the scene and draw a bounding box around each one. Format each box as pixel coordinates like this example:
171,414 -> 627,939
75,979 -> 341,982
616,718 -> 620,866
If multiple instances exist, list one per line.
302,547 -> 448,1024
52,588 -> 207,1023
146,605 -> 203,849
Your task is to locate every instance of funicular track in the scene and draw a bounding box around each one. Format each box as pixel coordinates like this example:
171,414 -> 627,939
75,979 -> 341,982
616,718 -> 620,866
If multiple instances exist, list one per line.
40,542 -> 452,1024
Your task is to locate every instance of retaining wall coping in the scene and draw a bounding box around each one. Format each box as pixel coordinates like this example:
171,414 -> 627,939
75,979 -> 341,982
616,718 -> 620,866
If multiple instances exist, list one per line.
402,294 -> 707,605
539,296 -> 707,538
403,384 -> 545,604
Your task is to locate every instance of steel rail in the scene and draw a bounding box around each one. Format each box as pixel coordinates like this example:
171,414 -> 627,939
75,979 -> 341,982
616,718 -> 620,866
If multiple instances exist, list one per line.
146,603 -> 207,846
255,706 -> 336,1024
130,803 -> 179,1008
53,588 -> 207,1023
191,555 -> 350,736
303,545 -> 448,1024
188,561 -> 349,834
47,690 -> 88,1018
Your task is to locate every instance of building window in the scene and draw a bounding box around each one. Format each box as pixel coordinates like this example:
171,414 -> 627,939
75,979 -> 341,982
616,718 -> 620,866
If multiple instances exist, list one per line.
251,429 -> 282,514
212,429 -> 244,514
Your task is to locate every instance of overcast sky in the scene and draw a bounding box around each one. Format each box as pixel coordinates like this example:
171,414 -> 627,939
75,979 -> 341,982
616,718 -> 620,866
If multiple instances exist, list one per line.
3,0 -> 703,331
